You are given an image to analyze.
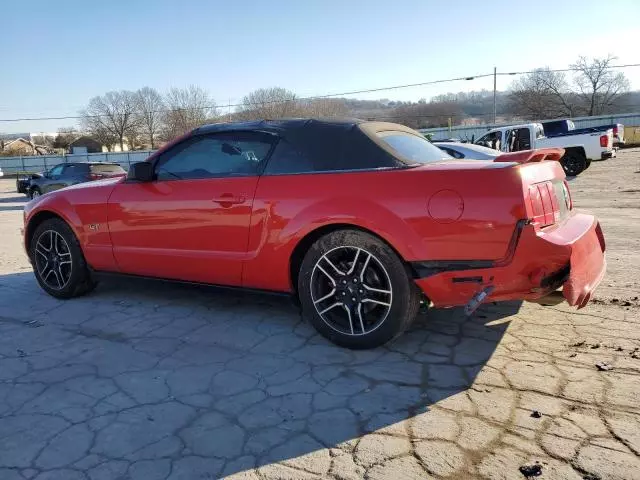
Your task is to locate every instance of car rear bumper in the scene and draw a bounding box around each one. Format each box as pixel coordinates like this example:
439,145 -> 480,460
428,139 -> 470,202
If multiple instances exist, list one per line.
413,212 -> 606,309
601,150 -> 616,160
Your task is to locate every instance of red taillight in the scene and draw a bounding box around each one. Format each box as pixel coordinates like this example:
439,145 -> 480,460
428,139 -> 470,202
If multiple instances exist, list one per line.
613,126 -> 618,136
88,173 -> 103,180
528,181 -> 560,227
599,135 -> 609,148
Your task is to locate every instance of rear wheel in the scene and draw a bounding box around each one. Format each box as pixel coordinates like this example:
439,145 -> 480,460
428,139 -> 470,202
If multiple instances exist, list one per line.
561,151 -> 587,177
298,229 -> 420,349
30,218 -> 97,299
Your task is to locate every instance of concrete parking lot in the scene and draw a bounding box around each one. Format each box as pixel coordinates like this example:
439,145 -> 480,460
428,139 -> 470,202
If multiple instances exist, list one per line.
0,151 -> 639,480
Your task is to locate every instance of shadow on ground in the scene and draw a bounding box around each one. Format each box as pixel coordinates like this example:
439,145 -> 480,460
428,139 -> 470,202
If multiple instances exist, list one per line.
0,195 -> 27,204
0,271 -> 520,478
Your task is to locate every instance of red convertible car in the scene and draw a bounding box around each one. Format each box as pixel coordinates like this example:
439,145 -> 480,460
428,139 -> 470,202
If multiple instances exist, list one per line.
23,119 -> 606,349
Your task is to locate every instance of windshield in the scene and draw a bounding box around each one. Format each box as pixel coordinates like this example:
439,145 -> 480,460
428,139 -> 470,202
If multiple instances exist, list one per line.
377,131 -> 452,165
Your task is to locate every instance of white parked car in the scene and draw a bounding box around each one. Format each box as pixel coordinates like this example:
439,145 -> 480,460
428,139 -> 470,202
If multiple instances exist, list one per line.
433,142 -> 500,160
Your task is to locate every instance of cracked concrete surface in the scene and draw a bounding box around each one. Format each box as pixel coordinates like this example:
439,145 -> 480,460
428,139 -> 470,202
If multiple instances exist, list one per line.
0,150 -> 639,480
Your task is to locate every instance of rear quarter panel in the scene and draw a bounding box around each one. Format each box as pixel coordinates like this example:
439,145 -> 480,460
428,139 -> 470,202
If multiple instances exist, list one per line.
243,163 -> 527,292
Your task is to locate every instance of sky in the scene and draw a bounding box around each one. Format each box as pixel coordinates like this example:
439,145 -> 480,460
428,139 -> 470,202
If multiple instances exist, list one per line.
2,0 -> 639,133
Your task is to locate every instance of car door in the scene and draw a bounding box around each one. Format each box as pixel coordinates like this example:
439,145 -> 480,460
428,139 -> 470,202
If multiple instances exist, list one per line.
41,164 -> 65,193
107,130 -> 275,286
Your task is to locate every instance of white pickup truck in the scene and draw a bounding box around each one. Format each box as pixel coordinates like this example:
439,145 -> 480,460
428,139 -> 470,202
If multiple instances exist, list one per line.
475,123 -> 616,176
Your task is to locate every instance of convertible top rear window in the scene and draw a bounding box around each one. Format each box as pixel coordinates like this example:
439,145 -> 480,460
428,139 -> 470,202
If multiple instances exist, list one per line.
377,131 -> 452,165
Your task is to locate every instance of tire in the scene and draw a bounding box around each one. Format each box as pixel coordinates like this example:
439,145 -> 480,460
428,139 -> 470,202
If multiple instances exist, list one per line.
584,159 -> 592,170
561,151 -> 587,177
29,187 -> 42,199
298,229 -> 420,349
30,217 -> 97,299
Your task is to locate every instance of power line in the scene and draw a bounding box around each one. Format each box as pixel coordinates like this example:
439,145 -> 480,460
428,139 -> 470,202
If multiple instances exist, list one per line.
0,73 -> 495,123
496,63 -> 640,76
2,63 -> 640,123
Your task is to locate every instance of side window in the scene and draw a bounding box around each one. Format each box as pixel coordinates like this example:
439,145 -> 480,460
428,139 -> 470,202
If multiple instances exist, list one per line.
476,133 -> 492,147
516,128 -> 531,150
263,138 -> 314,175
155,132 -> 274,180
49,165 -> 64,176
62,164 -> 87,176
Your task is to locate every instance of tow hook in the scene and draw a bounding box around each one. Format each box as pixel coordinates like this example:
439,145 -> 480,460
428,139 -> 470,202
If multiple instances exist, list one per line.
464,285 -> 494,316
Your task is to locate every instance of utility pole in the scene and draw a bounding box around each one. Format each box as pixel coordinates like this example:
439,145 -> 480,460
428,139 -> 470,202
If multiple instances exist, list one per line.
493,66 -> 497,125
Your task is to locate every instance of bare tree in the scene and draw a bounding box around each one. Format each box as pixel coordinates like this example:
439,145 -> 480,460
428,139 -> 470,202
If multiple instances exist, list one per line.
88,125 -> 118,152
162,85 -> 216,140
299,98 -> 349,118
52,127 -> 77,151
31,134 -> 56,148
238,87 -> 299,120
80,91 -> 140,150
135,87 -> 165,149
572,55 -> 630,116
390,101 -> 465,129
509,68 -> 573,119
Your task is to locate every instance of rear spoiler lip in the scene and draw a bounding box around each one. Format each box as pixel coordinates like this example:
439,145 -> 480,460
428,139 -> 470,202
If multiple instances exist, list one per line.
494,148 -> 565,164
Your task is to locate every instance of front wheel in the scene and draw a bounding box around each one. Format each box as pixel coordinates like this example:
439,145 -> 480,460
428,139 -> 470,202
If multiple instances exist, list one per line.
298,229 -> 420,349
30,218 -> 97,299
29,187 -> 41,199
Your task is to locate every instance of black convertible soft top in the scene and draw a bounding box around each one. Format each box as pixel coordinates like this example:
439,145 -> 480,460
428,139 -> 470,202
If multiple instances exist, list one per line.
194,118 -> 425,170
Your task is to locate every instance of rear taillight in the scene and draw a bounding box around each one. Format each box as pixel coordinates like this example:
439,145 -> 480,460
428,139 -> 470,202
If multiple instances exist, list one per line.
613,126 -> 618,136
528,181 -> 560,227
88,173 -> 103,180
600,135 -> 609,148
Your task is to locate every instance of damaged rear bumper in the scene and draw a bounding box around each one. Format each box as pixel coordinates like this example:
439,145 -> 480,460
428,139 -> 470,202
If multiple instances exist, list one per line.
413,213 -> 606,309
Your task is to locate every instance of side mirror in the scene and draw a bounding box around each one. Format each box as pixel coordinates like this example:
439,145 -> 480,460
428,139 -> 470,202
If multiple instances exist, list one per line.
127,162 -> 154,182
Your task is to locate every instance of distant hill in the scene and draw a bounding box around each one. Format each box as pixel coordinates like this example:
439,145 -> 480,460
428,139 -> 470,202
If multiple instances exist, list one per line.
0,133 -> 30,141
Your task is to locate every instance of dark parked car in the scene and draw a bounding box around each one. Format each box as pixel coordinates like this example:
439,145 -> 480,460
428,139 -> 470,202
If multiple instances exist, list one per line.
17,172 -> 43,194
28,162 -> 126,199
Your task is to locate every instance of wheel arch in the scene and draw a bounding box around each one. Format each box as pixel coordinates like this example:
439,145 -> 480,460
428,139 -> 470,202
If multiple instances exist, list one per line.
25,210 -> 66,255
288,222 -> 413,296
563,146 -> 586,158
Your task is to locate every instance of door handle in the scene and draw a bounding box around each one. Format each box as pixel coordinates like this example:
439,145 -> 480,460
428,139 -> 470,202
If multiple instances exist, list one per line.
212,193 -> 247,206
